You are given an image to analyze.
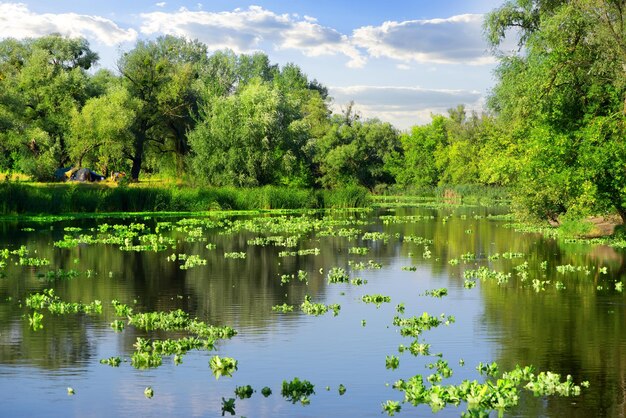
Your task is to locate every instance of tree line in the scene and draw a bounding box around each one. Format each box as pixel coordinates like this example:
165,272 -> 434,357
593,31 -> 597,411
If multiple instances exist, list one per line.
1,0 -> 625,223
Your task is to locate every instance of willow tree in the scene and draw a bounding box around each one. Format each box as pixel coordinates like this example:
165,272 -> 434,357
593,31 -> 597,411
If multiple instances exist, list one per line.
117,36 -> 207,180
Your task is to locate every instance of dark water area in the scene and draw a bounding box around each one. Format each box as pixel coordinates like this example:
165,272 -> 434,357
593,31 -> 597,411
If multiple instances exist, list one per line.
0,205 -> 625,417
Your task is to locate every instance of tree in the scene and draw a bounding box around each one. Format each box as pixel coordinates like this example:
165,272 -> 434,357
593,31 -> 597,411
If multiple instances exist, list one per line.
117,36 -> 207,180
0,34 -> 97,179
313,112 -> 400,189
486,0 -> 626,221
68,86 -> 138,174
189,78 -> 290,186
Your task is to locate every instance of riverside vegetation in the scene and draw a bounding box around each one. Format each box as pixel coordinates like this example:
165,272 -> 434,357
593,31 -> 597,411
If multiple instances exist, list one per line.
3,0 -> 626,228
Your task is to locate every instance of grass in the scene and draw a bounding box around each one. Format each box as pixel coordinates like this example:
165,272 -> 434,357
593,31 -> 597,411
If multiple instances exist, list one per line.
0,182 -> 370,215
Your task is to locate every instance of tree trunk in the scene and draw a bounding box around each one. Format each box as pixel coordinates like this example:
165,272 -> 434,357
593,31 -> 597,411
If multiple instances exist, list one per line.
130,130 -> 146,182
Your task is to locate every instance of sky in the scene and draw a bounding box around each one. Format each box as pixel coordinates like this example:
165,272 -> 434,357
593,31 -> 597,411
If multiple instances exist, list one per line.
0,0 -> 509,130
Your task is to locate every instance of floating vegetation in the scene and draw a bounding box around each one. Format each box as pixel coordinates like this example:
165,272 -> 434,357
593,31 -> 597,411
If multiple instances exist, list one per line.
144,387 -> 154,399
386,355 -> 400,370
350,277 -> 368,286
281,377 -> 315,405
38,269 -> 80,281
223,251 -> 246,259
393,313 -> 455,337
280,270 -> 308,285
278,248 -> 320,257
401,266 -> 417,271
261,387 -> 272,397
403,235 -> 433,245
234,385 -> 254,399
362,294 -> 391,307
381,400 -> 401,416
272,303 -> 294,313
301,296 -> 340,316
348,246 -> 369,255
448,258 -> 459,266
464,267 -> 511,285
556,264 -> 591,275
460,252 -> 475,261
28,311 -> 43,330
348,259 -> 383,270
67,387 -> 75,396
100,357 -> 122,367
389,365 -> 588,416
424,288 -> 448,298
26,289 -> 102,316
209,355 -> 238,379
362,232 -> 390,242
221,397 -> 236,416
327,267 -> 349,284
476,361 -> 499,377
338,384 -> 346,395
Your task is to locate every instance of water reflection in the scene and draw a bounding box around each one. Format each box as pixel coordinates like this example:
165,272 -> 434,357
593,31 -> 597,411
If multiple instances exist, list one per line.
0,206 -> 624,416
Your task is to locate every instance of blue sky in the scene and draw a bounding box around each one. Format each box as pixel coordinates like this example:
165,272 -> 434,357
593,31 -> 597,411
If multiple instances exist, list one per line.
0,1 -> 507,129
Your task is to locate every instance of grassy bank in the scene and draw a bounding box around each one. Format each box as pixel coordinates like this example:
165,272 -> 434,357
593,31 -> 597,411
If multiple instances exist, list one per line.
372,184 -> 511,206
0,183 -> 370,215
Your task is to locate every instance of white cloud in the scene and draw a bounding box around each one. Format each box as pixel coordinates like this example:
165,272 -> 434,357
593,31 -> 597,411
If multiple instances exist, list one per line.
155,2 -> 166,8
140,6 -> 366,67
352,14 -> 493,65
329,85 -> 483,129
0,3 -> 137,45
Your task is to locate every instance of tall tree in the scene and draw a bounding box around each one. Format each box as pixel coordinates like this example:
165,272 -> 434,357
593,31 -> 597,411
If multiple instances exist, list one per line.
486,0 -> 626,221
117,35 -> 207,180
0,34 -> 97,179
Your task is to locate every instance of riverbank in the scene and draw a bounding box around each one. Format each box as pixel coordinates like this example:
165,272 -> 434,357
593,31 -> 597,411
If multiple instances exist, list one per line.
0,182 -> 370,215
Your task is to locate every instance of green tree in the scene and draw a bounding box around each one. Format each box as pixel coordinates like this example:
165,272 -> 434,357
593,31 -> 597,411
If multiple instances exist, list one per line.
117,36 -> 207,180
0,34 -> 97,179
486,0 -> 626,221
68,86 -> 138,174
313,107 -> 400,189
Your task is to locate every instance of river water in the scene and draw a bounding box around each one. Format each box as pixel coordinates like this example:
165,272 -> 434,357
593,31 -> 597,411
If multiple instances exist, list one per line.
0,204 -> 624,417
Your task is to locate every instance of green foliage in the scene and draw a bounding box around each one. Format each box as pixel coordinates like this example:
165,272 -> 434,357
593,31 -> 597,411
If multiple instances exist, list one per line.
209,355 -> 238,379
281,377 -> 315,405
313,111 -> 401,189
0,183 -> 369,215
486,0 -> 626,222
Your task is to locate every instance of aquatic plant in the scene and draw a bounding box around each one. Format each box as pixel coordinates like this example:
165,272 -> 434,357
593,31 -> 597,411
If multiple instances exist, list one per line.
350,277 -> 368,286
389,364 -> 588,415
349,260 -> 383,270
234,385 -> 254,399
28,311 -> 43,330
144,387 -> 154,398
348,246 -> 369,255
67,387 -> 75,396
381,400 -> 401,416
261,387 -> 272,397
100,357 -> 122,367
424,288 -> 448,298
209,355 -> 238,379
224,251 -> 246,259
393,313 -> 455,337
272,303 -> 294,313
281,377 -> 315,405
362,294 -> 391,307
327,267 -> 350,284
338,384 -> 346,395
476,361 -> 499,377
221,397 -> 236,416
386,356 -> 400,370
297,297 -> 338,317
